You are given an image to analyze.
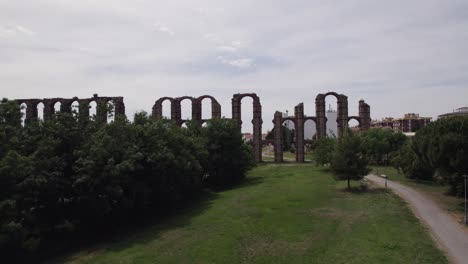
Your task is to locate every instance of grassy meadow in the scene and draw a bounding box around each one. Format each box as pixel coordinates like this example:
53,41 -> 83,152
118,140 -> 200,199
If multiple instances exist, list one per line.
55,164 -> 447,264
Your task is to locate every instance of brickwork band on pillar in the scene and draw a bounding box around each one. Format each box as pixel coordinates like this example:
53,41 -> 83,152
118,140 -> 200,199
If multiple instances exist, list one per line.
14,92 -> 371,164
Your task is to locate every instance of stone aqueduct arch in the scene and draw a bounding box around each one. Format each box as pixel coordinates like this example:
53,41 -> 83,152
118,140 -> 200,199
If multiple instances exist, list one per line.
14,91 -> 370,164
273,94 -> 371,162
151,95 -> 222,126
151,93 -> 263,163
231,93 -> 263,163
15,94 -> 125,124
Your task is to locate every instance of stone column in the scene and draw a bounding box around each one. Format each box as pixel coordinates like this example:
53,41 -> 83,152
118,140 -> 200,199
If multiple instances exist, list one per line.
25,100 -> 38,124
78,99 -> 90,121
212,100 -> 221,118
152,102 -> 162,118
295,103 -> 305,162
231,95 -> 242,129
315,95 -> 326,138
172,99 -> 181,125
338,95 -> 349,136
253,99 -> 263,163
359,100 -> 371,131
192,99 -> 202,124
273,111 -> 283,163
114,97 -> 126,118
96,98 -> 108,124
43,100 -> 55,121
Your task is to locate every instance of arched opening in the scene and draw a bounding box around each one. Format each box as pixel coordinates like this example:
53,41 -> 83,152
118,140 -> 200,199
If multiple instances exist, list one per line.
348,119 -> 360,132
282,119 -> 296,161
240,97 -> 254,135
71,101 -> 80,116
37,102 -> 44,121
54,101 -> 62,114
107,100 -> 115,123
304,119 -> 316,140
201,98 -> 212,120
162,99 -> 171,119
89,101 -> 97,119
20,103 -> 27,126
180,98 -> 192,121
324,95 -> 338,138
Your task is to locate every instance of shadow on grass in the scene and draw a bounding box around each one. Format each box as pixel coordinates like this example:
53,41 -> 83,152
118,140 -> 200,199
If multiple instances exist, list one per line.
47,175 -> 264,264
339,186 -> 390,195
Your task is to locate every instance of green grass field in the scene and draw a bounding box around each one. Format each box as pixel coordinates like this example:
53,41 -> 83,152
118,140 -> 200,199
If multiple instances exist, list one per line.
55,164 -> 447,264
371,166 -> 465,224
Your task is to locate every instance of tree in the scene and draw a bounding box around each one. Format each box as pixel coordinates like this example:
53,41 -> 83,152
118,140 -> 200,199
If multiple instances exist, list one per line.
360,128 -> 406,165
331,130 -> 369,189
202,118 -> 254,187
312,137 -> 336,165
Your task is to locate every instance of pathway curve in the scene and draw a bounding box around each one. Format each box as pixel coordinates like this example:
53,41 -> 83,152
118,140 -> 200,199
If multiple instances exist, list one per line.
366,174 -> 468,264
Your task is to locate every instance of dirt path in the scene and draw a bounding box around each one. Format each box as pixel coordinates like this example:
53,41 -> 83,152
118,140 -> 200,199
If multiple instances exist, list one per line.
366,174 -> 468,264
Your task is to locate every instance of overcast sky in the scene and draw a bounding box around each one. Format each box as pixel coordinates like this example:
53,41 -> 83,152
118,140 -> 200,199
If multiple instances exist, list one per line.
1,0 -> 467,132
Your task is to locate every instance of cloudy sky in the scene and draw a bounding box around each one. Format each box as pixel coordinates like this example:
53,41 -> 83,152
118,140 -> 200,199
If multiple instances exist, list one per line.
1,0 -> 467,132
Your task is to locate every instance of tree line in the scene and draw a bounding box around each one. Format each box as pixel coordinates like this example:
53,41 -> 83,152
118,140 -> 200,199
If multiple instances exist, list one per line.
313,116 -> 468,195
0,99 -> 254,261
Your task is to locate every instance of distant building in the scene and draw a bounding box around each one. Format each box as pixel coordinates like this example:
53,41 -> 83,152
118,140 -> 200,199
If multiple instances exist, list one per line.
438,107 -> 468,119
242,133 -> 253,142
326,105 -> 338,137
372,114 -> 431,133
371,117 -> 395,130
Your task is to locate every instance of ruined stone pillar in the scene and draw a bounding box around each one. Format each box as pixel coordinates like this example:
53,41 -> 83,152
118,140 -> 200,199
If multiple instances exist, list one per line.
114,97 -> 126,118
337,95 -> 349,136
231,95 -> 242,129
253,99 -> 263,163
25,102 -> 37,123
359,100 -> 371,131
152,102 -> 162,118
212,101 -> 221,118
273,111 -> 283,163
43,100 -> 55,121
96,98 -> 108,124
315,95 -> 326,138
192,99 -> 202,124
172,100 -> 181,125
295,103 -> 305,163
78,100 -> 90,121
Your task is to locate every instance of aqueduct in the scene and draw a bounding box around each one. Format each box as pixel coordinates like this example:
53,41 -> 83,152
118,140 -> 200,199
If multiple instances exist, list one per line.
13,92 -> 370,163
272,93 -> 371,162
15,94 -> 125,124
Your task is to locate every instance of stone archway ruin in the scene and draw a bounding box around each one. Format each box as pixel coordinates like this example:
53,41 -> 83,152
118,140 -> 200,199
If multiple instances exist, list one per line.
152,95 -> 222,125
15,94 -> 125,124
231,93 -> 263,163
273,93 -> 371,163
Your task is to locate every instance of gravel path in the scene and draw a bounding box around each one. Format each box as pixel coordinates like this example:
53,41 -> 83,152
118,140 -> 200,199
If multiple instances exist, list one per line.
366,174 -> 468,264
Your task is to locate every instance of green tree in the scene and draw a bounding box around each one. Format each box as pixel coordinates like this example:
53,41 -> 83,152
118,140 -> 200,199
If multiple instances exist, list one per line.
312,137 -> 336,166
360,128 -> 406,165
202,118 -> 254,187
331,130 -> 370,189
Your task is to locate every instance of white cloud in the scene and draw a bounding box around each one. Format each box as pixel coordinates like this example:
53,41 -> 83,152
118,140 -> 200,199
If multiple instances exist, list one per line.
217,56 -> 253,68
217,40 -> 246,52
15,25 -> 35,35
153,23 -> 175,36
